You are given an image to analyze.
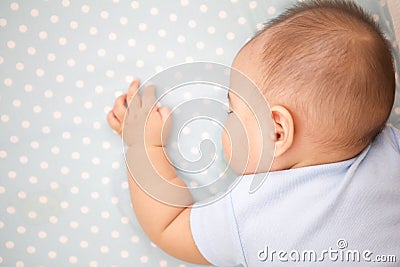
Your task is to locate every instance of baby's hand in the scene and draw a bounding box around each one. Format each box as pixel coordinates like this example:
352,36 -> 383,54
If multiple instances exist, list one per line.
107,79 -> 139,136
107,79 -> 171,148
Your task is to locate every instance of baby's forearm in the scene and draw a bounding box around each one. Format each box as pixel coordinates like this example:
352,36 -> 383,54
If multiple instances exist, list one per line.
127,146 -> 193,244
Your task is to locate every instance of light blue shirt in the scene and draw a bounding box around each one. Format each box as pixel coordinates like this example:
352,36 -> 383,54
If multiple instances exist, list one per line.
190,125 -> 400,267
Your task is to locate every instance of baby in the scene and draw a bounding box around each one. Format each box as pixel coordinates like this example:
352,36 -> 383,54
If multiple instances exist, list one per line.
108,0 -> 400,266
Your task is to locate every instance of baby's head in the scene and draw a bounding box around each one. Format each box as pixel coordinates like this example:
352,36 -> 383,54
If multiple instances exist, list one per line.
222,0 -> 396,174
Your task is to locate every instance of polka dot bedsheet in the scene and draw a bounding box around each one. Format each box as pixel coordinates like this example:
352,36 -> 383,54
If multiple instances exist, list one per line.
1,0 -> 399,266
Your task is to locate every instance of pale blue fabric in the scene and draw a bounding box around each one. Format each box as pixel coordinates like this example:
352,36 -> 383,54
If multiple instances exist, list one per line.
0,0 -> 399,266
191,125 -> 400,267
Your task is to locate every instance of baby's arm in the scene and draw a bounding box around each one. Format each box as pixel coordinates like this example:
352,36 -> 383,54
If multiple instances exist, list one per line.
108,80 -> 210,265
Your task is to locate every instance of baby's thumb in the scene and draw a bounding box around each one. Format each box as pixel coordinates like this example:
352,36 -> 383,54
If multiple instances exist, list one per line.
158,106 -> 172,145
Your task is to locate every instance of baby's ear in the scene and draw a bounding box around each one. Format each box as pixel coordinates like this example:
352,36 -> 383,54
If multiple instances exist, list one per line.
270,105 -> 294,157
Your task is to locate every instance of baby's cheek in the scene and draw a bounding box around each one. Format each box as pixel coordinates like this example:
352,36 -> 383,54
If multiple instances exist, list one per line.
221,127 -> 231,162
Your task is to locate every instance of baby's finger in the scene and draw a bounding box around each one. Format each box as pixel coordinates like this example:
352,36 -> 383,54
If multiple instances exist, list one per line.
107,110 -> 122,135
127,79 -> 141,108
114,94 -> 128,122
141,84 -> 157,110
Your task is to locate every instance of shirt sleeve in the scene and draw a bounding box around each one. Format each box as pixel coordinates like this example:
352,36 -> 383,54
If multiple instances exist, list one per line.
190,192 -> 245,267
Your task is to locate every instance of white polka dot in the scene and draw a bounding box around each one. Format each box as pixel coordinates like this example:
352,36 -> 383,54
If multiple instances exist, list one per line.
111,196 -> 119,204
138,23 -> 147,31
10,2 -> 19,11
89,26 -> 98,35
146,44 -> 156,53
48,251 -> 57,259
28,211 -> 37,219
131,235 -> 140,243
128,38 -> 136,46
200,4 -> 208,12
218,10 -> 227,19
82,137 -> 91,145
108,32 -> 117,41
93,121 -> 101,129
80,241 -> 88,248
17,226 -> 26,234
90,192 -> 99,199
59,37 -> 67,45
51,147 -> 61,155
39,196 -> 48,204
5,241 -> 15,248
131,1 -> 139,9
160,260 -> 168,267
120,250 -> 129,258
120,17 -> 128,25
249,1 -> 257,8
182,126 -> 191,135
0,18 -> 7,27
12,99 -> 21,107
38,231 -> 47,238
169,14 -> 177,22
106,70 -> 115,78
0,187 -> 4,194
44,89 -> 53,98
394,107 -> 400,115
187,19 -> 197,28
71,186 -> 79,194
60,201 -> 69,209
101,211 -> 110,219
136,60 -> 144,68
0,150 -> 6,158
69,256 -> 78,264
47,53 -> 56,61
111,230 -> 120,238
150,7 -> 159,15
100,246 -> 109,253
50,181 -> 59,189
29,176 -> 38,184
53,111 -> 62,119
100,10 -> 109,19
97,48 -> 106,56
256,23 -> 264,31
158,29 -> 167,37
19,25 -> 28,33
30,9 -> 39,17
64,96 -> 73,104
8,171 -> 16,178
50,15 -> 59,23
1,114 -> 9,122
7,40 -> 16,48
60,166 -> 69,175
67,59 -> 76,67
177,35 -> 186,43
140,256 -> 148,263
33,105 -> 42,113
24,84 -> 33,92
61,0 -> 70,7
90,225 -> 99,233
101,176 -> 110,184
180,0 -> 189,6
238,17 -> 247,25
111,161 -> 120,169
268,6 -> 276,15
18,191 -> 26,199
0,56 -> 3,64
49,215 -> 59,224
36,68 -> 45,77
116,54 -> 125,62
166,51 -> 175,59
121,217 -> 129,224
27,246 -> 36,254
56,75 -> 64,83
207,26 -> 216,34
216,48 -> 224,55
59,235 -> 68,244
19,156 -> 28,164
80,206 -> 89,214
40,161 -> 49,169
39,129 -> 53,142
70,20 -> 78,29
226,32 -> 235,40
70,221 -> 79,229
78,43 -> 87,51
38,31 -> 47,40
4,78 -> 12,87
10,136 -> 19,143
81,5 -> 90,13
30,141 -> 39,149
81,172 -> 90,179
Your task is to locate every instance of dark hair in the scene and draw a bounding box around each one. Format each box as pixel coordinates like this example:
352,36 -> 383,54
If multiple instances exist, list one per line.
248,0 -> 395,149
